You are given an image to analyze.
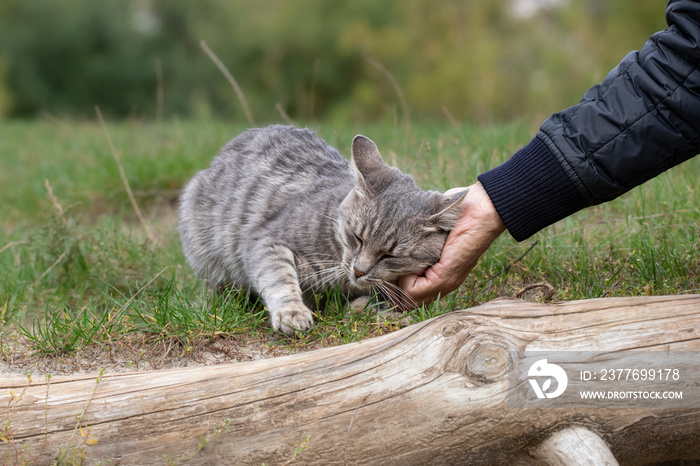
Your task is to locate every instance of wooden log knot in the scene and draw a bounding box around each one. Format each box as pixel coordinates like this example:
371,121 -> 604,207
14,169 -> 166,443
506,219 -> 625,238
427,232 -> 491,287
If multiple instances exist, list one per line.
439,318 -> 521,385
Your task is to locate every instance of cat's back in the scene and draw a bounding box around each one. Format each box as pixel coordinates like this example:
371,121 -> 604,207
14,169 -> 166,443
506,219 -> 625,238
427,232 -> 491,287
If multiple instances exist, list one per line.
180,125 -> 353,224
213,125 -> 350,179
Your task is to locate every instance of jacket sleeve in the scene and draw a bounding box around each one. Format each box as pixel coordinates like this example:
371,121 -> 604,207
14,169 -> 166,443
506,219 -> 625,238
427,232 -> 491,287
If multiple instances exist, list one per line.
478,0 -> 700,242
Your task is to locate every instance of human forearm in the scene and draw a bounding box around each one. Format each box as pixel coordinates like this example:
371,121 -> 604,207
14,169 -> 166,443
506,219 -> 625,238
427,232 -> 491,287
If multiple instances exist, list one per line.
480,1 -> 700,242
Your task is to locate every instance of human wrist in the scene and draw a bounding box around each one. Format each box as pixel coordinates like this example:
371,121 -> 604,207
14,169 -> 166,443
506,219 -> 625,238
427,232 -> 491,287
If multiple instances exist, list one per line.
447,182 -> 505,263
472,182 -> 506,237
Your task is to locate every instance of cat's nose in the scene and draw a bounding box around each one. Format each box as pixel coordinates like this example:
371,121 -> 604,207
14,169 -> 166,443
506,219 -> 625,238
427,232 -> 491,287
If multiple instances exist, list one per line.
353,267 -> 366,278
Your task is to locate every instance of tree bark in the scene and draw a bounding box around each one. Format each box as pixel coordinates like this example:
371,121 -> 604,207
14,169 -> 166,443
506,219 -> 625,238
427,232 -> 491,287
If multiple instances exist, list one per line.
2,295 -> 699,465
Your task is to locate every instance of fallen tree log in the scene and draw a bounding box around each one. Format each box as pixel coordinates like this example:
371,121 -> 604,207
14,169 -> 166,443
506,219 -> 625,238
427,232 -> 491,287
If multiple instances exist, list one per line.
2,295 -> 700,465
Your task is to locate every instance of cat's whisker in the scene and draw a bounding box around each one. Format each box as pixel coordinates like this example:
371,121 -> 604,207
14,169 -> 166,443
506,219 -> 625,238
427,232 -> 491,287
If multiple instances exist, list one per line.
297,261 -> 341,273
294,264 -> 343,280
374,282 -> 404,310
294,260 -> 339,271
301,271 -> 347,295
299,275 -> 329,294
304,252 -> 337,260
303,273 -> 339,290
297,257 -> 338,264
389,284 -> 418,310
300,266 -> 346,290
311,210 -> 340,224
381,280 -> 418,310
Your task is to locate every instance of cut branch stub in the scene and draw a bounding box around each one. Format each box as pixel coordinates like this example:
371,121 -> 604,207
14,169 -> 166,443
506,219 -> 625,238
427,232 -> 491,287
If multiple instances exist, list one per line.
534,426 -> 619,466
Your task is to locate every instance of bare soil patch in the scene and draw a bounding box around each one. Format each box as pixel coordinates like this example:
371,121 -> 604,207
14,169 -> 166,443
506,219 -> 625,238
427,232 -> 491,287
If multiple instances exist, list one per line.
0,331 -> 322,377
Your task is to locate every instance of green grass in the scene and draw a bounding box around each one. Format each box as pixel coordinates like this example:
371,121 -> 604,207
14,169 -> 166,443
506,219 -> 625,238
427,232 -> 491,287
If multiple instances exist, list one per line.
1,117 -> 699,360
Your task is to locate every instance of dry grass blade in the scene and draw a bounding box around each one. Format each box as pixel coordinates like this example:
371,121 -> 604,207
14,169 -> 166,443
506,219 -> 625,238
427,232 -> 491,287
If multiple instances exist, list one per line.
200,39 -> 255,126
95,106 -> 156,243
43,179 -> 63,216
309,58 -> 320,119
155,57 -> 164,125
442,105 -> 460,131
0,241 -> 28,255
366,57 -> 411,141
32,250 -> 67,287
275,102 -> 297,126
115,266 -> 169,316
488,240 -> 539,282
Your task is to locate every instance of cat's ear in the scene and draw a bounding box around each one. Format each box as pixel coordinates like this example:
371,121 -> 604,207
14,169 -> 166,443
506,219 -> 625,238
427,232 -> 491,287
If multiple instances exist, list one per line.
351,135 -> 386,179
428,188 -> 469,231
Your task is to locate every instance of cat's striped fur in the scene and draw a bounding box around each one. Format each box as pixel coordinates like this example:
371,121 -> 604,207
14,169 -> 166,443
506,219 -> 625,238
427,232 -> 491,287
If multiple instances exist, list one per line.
179,125 -> 467,335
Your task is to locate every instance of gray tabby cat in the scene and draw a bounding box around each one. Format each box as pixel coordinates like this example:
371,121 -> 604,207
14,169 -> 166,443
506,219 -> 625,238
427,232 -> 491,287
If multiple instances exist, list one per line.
179,125 -> 467,335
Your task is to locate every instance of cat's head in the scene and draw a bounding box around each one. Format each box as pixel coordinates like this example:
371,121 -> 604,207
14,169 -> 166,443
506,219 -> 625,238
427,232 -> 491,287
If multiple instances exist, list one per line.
337,135 -> 468,302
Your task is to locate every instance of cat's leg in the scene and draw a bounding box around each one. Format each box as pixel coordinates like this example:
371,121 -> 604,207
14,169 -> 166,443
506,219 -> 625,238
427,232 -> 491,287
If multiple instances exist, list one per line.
246,242 -> 314,336
347,295 -> 372,315
347,292 -> 411,325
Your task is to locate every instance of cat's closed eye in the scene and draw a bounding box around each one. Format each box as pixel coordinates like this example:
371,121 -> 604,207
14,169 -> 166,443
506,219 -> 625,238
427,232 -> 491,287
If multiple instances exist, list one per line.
353,233 -> 363,248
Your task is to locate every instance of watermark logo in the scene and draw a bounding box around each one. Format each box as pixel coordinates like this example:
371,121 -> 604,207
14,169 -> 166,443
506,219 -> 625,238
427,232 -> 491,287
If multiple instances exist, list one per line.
509,351 -> 698,408
528,359 -> 568,399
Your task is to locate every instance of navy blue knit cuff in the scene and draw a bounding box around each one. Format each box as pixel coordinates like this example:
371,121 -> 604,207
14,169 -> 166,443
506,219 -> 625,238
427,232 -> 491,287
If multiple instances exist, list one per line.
477,136 -> 588,242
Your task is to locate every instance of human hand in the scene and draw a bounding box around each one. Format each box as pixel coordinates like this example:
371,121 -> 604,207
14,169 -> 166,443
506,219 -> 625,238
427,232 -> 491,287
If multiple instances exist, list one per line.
399,181 -> 506,306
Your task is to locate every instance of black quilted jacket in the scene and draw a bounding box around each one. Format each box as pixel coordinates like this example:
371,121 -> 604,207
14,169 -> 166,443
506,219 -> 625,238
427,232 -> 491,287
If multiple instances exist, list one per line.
478,0 -> 700,241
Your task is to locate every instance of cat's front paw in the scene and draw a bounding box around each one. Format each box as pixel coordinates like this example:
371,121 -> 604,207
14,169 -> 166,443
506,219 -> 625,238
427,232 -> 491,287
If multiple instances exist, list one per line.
271,305 -> 314,336
347,295 -> 372,315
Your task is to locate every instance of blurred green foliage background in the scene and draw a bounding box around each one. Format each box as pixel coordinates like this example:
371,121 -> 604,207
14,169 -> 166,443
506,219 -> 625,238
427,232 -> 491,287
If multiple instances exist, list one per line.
0,0 -> 667,123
